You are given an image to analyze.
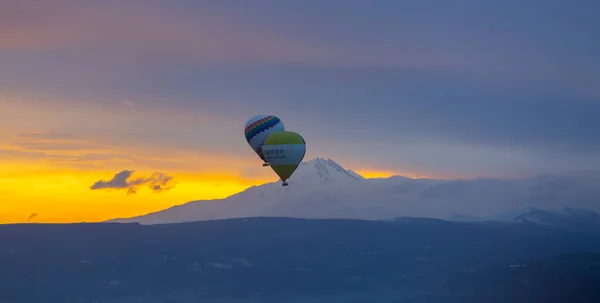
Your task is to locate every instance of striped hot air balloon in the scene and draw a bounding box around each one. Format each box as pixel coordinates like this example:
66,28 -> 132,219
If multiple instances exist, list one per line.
244,115 -> 285,166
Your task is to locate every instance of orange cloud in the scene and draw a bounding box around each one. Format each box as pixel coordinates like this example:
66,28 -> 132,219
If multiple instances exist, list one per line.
0,91 -> 254,169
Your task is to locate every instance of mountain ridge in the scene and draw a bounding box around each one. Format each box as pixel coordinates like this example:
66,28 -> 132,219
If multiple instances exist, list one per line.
108,157 -> 600,225
3,217 -> 600,302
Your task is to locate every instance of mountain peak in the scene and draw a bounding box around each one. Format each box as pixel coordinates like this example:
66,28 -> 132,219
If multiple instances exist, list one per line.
293,157 -> 365,182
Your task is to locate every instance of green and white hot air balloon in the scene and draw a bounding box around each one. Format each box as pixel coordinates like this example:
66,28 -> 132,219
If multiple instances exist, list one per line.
262,131 -> 306,186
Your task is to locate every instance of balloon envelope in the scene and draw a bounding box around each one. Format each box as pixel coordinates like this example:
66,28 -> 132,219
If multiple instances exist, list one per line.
262,131 -> 306,185
244,115 -> 285,163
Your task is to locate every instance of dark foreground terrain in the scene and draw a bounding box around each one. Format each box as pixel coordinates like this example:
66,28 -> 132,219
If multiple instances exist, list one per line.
1,217 -> 600,302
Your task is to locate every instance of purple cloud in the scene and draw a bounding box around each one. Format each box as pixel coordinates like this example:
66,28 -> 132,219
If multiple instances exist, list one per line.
90,170 -> 176,194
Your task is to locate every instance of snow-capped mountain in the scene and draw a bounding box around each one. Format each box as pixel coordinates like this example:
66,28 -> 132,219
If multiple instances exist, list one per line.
108,157 -> 600,225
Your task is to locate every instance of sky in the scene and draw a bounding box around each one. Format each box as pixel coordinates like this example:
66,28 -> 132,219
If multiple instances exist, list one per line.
1,0 -> 599,223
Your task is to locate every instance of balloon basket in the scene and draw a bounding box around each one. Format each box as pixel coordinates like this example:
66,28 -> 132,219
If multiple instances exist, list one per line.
282,182 -> 289,186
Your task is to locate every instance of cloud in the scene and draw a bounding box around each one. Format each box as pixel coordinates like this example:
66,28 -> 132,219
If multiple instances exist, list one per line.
27,213 -> 38,222
1,0 -> 599,179
17,132 -> 77,140
0,132 -> 123,165
90,170 -> 176,195
0,0 -> 549,73
145,172 -> 176,193
0,1 -> 332,66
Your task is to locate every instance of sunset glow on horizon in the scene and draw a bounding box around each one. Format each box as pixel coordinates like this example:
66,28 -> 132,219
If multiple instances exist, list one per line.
2,0 -> 599,223
0,89 -> 439,224
0,153 -> 418,224
0,98 -> 418,223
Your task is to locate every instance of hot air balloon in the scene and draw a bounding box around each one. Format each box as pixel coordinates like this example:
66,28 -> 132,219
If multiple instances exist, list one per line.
262,131 -> 306,186
244,115 -> 285,166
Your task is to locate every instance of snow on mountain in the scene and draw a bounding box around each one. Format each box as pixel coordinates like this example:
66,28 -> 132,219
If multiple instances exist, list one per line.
108,157 -> 600,225
515,207 -> 600,230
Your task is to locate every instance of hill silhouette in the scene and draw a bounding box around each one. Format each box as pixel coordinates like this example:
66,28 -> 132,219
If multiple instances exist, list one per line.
2,217 -> 600,302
